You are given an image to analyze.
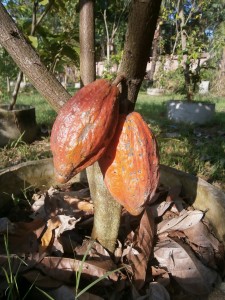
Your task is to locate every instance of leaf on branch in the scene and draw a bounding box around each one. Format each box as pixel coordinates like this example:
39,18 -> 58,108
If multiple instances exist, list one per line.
28,36 -> 38,48
39,0 -> 49,5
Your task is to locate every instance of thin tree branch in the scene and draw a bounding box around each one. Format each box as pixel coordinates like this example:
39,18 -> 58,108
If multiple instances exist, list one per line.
0,2 -> 70,111
36,0 -> 54,28
9,0 -> 55,109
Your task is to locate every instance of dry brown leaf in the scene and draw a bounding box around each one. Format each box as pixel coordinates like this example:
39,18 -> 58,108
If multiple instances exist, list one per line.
40,215 -> 80,254
168,230 -> 186,239
22,270 -> 62,288
136,282 -> 170,300
0,217 -> 15,233
184,221 -> 221,252
0,255 -> 33,277
75,240 -> 110,260
0,218 -> 45,255
77,201 -> 94,212
31,187 -> 93,220
36,256 -> 119,285
40,216 -> 62,254
150,201 -> 173,218
154,238 -> 219,295
47,285 -> 104,300
148,185 -> 169,204
166,185 -> 181,201
114,240 -> 123,264
157,210 -> 203,234
58,230 -> 83,254
183,221 -> 224,269
76,292 -> 104,300
151,266 -> 170,287
126,208 -> 155,290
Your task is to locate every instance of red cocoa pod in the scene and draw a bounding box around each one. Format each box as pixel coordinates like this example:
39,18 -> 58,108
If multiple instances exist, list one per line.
50,79 -> 119,183
99,112 -> 159,216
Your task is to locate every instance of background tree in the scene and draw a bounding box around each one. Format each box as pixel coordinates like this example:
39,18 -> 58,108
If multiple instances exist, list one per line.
2,0 -> 80,109
153,0 -> 225,98
95,0 -> 129,62
0,46 -> 18,95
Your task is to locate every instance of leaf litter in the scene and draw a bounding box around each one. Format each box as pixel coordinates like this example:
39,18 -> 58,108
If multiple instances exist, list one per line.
0,182 -> 224,299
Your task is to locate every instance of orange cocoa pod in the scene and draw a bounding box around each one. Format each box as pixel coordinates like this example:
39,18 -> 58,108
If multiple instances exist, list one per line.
50,79 -> 119,183
99,112 -> 159,216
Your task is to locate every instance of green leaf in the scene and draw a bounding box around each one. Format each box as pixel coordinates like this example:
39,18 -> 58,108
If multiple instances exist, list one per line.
61,45 -> 80,61
28,36 -> 38,48
39,0 -> 49,5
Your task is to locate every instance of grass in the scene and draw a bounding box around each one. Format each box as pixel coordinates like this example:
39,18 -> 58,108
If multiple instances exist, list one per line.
0,91 -> 57,127
1,233 -> 123,299
135,92 -> 225,190
0,89 -> 225,190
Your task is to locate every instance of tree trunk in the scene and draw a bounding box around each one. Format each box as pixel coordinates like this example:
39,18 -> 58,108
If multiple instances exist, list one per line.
79,0 -> 96,86
103,10 -> 110,63
79,0 -> 122,253
6,76 -> 10,94
9,70 -> 23,110
87,163 -> 121,252
179,0 -> 192,101
213,47 -> 225,96
147,22 -> 160,86
118,0 -> 162,113
0,3 -> 70,112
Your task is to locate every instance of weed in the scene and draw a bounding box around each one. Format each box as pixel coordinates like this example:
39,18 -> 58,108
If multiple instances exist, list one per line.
73,240 -> 124,299
1,231 -> 30,300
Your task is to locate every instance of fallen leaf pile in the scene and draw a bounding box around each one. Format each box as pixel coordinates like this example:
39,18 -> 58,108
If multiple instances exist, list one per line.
0,184 -> 224,299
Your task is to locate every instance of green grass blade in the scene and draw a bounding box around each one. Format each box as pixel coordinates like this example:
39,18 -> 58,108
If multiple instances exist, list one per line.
21,273 -> 40,300
1,267 -> 10,284
35,286 -> 55,300
75,266 -> 124,299
75,240 -> 94,295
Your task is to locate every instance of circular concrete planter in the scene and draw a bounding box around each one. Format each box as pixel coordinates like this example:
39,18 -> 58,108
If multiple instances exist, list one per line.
0,159 -> 87,215
0,159 -> 225,246
167,100 -> 215,125
147,88 -> 165,96
0,105 -> 38,147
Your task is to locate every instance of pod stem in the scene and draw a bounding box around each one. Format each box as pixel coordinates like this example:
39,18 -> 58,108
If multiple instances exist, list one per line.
112,74 -> 125,86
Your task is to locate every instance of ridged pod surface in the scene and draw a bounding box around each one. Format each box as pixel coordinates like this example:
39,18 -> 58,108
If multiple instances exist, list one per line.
50,79 -> 119,183
99,112 -> 159,216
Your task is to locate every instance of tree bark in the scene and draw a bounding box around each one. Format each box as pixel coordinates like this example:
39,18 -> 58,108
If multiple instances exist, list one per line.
0,2 -> 70,112
79,0 -> 96,86
10,70 -> 23,110
79,0 -> 121,253
87,163 -> 121,252
147,22 -> 160,85
118,0 -> 162,113
179,0 -> 192,101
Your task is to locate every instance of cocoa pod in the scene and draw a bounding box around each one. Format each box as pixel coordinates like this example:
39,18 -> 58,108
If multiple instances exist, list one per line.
50,79 -> 119,183
99,112 -> 159,216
